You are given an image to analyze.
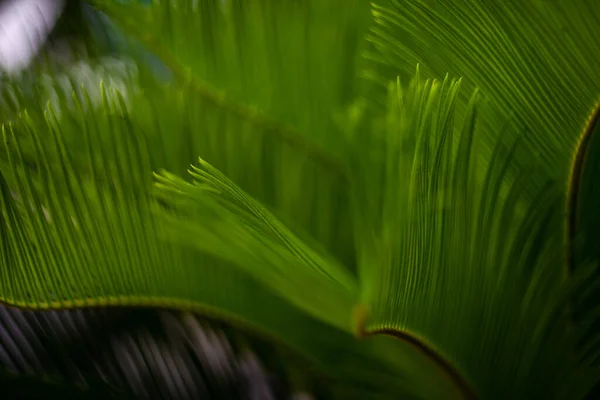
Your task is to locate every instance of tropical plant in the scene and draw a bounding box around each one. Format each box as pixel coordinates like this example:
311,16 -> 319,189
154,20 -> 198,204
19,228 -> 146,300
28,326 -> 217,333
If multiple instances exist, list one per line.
0,0 -> 599,399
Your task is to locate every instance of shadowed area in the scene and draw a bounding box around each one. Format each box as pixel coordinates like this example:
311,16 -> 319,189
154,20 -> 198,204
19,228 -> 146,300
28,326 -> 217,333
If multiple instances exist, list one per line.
0,304 -> 309,399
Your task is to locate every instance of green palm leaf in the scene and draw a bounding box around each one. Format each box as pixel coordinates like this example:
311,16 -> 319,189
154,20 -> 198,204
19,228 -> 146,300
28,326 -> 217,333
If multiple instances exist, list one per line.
89,0 -> 370,159
365,0 -> 600,181
351,68 -> 599,399
154,65 -> 600,398
153,162 -> 357,331
0,0 -> 599,399
0,81 -> 464,399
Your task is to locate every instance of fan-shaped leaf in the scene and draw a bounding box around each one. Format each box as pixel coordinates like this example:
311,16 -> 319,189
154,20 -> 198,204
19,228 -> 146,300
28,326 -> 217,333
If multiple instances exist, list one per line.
351,69 -> 600,399
365,0 -> 600,182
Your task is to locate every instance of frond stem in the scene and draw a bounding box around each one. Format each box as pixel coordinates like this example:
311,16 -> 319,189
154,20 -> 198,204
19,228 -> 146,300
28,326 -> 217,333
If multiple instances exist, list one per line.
565,99 -> 600,279
354,306 -> 476,400
363,327 -> 478,400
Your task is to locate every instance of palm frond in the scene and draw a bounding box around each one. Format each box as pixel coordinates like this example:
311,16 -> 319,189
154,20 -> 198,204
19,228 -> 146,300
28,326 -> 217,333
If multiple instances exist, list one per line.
364,0 -> 600,181
154,167 -> 358,332
567,100 -> 600,400
0,0 -> 599,399
349,67 -> 600,399
0,78 -> 446,399
88,0 -> 371,160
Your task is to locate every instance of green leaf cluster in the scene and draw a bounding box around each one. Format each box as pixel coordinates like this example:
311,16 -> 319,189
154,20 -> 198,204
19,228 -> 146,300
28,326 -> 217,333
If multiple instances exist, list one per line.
1,0 -> 600,399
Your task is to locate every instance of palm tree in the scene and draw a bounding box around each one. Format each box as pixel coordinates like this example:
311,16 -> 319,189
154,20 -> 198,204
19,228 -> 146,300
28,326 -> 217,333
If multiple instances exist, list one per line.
0,0 -> 599,399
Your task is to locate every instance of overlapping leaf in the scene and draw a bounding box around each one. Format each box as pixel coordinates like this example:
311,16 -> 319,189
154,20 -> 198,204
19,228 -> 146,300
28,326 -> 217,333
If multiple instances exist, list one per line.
0,79 -> 468,398
90,0 -> 371,159
153,162 -> 357,331
365,0 -> 600,182
349,69 -> 600,399
1,0 -> 599,399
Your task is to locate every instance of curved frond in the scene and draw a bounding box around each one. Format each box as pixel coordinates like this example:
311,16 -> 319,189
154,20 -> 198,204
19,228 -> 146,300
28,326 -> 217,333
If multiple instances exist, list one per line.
567,100 -> 600,399
350,70 -> 600,399
88,0 -> 371,161
365,0 -> 600,181
0,78 -> 466,399
2,0 -> 599,398
153,161 -> 357,332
